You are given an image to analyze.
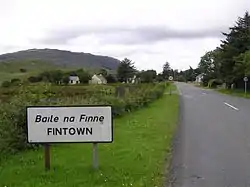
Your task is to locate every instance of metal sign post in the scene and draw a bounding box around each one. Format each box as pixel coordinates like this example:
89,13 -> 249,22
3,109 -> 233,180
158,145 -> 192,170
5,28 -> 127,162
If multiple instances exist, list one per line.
93,143 -> 98,169
168,76 -> 173,95
244,77 -> 248,96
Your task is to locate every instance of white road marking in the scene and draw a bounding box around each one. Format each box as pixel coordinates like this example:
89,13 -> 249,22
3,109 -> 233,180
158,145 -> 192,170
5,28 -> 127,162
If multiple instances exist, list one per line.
202,92 -> 207,95
224,102 -> 239,111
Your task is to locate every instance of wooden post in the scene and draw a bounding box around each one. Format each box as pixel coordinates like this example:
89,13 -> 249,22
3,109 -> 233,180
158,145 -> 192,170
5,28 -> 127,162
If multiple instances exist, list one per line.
93,143 -> 98,169
44,144 -> 50,171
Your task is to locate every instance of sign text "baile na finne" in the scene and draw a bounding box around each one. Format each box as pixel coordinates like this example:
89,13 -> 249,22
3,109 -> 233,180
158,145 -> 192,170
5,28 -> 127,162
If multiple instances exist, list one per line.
35,114 -> 105,136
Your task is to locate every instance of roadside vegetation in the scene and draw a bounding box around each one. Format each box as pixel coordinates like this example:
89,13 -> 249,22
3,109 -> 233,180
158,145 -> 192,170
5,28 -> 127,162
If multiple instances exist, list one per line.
0,83 -> 167,155
0,54 -> 179,186
217,89 -> 250,99
158,11 -> 250,96
0,87 -> 178,187
197,11 -> 250,90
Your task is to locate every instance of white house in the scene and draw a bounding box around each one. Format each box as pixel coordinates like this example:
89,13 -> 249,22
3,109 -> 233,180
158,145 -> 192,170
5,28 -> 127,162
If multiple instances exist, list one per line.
195,73 -> 204,84
69,76 -> 80,85
89,74 -> 107,84
127,75 -> 140,84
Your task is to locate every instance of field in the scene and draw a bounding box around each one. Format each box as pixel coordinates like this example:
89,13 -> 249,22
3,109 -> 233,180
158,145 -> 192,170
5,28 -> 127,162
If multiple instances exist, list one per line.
0,83 -> 179,187
0,60 -> 58,83
0,60 -> 115,85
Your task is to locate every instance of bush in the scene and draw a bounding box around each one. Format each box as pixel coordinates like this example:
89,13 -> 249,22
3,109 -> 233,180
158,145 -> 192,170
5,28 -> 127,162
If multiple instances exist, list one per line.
208,79 -> 223,88
20,68 -> 27,73
1,81 -> 11,88
28,76 -> 42,83
0,83 -> 166,157
106,74 -> 117,83
11,78 -> 21,83
10,78 -> 21,86
0,85 -> 52,155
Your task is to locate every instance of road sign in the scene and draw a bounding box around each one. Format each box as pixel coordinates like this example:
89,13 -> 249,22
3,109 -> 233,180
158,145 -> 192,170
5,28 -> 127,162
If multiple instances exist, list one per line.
27,105 -> 113,171
26,106 -> 113,143
244,77 -> 248,82
169,76 -> 173,81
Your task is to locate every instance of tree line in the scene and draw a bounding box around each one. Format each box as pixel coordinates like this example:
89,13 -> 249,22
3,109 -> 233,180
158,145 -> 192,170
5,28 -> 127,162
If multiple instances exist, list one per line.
198,11 -> 250,88
2,58 -> 174,87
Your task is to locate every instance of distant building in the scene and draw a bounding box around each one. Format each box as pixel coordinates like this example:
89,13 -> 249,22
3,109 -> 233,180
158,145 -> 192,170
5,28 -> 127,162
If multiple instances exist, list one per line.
127,75 -> 140,84
89,74 -> 107,84
195,73 -> 204,84
69,76 -> 80,85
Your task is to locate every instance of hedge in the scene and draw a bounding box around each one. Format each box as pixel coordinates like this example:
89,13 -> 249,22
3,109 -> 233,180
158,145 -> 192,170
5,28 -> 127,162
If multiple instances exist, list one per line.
0,83 -> 167,158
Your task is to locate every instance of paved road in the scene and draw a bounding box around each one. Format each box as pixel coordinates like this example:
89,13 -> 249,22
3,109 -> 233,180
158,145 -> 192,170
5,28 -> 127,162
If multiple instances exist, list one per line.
170,82 -> 250,187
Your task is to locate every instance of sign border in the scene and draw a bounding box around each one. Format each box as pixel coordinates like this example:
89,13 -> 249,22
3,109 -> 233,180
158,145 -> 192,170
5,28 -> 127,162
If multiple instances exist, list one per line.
26,105 -> 114,144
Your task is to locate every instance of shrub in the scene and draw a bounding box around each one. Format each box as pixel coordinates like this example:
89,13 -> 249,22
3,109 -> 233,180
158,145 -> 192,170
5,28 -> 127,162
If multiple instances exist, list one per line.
20,68 -> 27,73
0,83 -> 166,156
0,84 -> 55,155
11,78 -> 21,83
208,79 -> 223,88
1,81 -> 11,88
28,76 -> 42,83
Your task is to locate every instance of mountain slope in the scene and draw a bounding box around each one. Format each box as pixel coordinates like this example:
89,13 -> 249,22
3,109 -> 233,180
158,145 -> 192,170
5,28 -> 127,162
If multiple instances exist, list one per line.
0,49 -> 120,70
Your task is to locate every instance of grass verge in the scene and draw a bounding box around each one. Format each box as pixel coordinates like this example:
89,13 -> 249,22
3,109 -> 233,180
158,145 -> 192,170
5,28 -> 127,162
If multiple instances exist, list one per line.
0,89 -> 179,187
217,89 -> 250,99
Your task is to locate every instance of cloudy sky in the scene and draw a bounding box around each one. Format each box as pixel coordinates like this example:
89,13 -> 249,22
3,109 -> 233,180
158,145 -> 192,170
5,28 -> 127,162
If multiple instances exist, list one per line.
0,0 -> 249,72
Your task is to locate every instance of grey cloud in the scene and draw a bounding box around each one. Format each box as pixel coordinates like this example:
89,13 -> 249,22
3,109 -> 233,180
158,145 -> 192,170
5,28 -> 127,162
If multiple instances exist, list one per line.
36,25 -> 227,45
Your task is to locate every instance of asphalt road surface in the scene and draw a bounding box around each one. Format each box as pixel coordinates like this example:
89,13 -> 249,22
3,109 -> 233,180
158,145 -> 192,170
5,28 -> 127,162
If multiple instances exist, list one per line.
170,82 -> 250,187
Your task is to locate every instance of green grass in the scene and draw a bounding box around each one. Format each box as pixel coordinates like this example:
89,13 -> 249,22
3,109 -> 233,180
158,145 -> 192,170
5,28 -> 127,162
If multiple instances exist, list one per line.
218,89 -> 250,98
0,59 -> 111,84
0,60 -> 59,84
0,60 -> 61,73
0,91 -> 179,187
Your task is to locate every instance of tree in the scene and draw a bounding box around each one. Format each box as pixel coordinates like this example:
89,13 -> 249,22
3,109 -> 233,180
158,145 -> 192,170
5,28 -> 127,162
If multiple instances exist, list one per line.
78,71 -> 91,84
50,70 -> 63,84
183,66 -> 195,82
162,62 -> 171,79
28,76 -> 42,83
233,50 -> 250,77
218,11 -> 250,84
156,73 -> 164,82
117,58 -> 137,82
106,74 -> 117,83
139,70 -> 157,83
99,68 -> 108,77
62,76 -> 69,85
39,70 -> 63,84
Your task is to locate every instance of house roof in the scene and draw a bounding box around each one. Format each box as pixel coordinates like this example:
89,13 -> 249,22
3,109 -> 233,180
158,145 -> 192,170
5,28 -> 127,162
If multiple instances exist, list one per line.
93,74 -> 107,82
69,76 -> 80,81
196,73 -> 204,78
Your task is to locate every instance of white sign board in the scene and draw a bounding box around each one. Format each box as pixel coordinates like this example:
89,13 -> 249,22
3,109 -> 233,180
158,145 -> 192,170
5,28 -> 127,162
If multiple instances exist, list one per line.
27,106 -> 113,143
168,76 -> 173,81
244,77 -> 248,82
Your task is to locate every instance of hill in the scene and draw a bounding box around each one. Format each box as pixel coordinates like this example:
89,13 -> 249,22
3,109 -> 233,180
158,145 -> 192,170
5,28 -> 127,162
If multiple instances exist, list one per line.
0,49 -> 120,83
0,48 -> 120,70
